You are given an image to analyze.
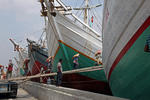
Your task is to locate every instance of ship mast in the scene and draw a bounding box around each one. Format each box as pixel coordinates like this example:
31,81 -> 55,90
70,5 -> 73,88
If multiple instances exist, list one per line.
14,57 -> 20,76
84,0 -> 89,24
9,39 -> 25,61
39,0 -> 101,37
73,0 -> 101,25
9,39 -> 25,76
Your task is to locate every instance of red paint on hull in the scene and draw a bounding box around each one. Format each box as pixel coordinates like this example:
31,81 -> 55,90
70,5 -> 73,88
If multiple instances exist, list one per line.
31,61 -> 49,83
27,71 -> 31,76
108,16 -> 150,80
29,61 -> 112,94
62,74 -> 112,95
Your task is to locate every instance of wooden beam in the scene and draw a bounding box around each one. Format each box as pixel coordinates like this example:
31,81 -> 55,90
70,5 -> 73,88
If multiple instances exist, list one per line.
1,66 -> 103,82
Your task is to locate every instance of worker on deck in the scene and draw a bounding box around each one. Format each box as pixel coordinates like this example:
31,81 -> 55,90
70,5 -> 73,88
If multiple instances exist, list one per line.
46,56 -> 54,84
1,67 -> 6,79
23,58 -> 30,75
40,66 -> 44,83
72,53 -> 79,69
46,56 -> 54,72
56,59 -> 63,87
7,59 -> 13,79
0,65 -> 3,79
95,50 -> 101,65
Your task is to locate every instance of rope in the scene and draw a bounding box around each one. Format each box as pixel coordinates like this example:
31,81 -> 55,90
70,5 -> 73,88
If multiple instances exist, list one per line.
74,0 -> 85,16
89,0 -> 102,33
37,29 -> 45,45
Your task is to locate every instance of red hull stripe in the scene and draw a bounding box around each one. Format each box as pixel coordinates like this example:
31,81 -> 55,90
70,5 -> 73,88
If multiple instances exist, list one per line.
108,16 -> 150,80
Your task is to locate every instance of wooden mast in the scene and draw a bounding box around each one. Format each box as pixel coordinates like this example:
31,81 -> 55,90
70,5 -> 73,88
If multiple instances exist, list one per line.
84,0 -> 89,24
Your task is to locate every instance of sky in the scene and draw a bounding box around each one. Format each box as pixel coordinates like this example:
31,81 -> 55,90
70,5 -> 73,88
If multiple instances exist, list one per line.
0,0 -> 44,66
0,0 -> 103,67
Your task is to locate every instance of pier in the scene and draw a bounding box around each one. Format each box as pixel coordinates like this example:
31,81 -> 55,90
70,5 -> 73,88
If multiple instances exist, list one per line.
21,81 -> 128,100
0,81 -> 128,100
0,66 -> 128,100
0,88 -> 37,100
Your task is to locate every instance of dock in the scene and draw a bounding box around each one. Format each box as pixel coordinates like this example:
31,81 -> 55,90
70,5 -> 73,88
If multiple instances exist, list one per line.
20,81 -> 128,100
0,88 -> 37,100
0,83 -> 128,100
0,66 -> 129,100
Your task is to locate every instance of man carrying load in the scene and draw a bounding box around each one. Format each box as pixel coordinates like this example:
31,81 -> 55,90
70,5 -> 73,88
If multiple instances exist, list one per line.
72,53 -> 79,69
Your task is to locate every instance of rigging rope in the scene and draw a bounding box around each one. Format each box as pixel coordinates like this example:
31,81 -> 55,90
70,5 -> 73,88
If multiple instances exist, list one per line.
74,0 -> 85,16
37,29 -> 46,45
88,0 -> 103,32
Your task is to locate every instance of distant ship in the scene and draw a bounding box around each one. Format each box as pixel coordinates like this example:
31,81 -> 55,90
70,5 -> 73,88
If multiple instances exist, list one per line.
10,38 -> 49,83
103,0 -> 150,99
9,39 -> 28,77
26,39 -> 49,83
40,0 -> 111,94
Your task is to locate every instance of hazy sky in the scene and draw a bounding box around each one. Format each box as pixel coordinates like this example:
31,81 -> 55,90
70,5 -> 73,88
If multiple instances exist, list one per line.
0,0 -> 44,66
0,0 -> 103,67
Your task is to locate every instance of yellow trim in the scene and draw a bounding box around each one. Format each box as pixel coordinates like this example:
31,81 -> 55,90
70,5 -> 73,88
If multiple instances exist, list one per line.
58,40 -> 102,65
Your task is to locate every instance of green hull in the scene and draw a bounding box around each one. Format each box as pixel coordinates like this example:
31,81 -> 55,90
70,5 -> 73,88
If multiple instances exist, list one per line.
109,18 -> 150,100
53,41 -> 107,82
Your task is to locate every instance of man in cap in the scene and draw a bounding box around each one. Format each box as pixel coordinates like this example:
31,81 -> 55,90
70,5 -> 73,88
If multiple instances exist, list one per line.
72,53 -> 79,69
46,56 -> 54,72
95,50 -> 101,65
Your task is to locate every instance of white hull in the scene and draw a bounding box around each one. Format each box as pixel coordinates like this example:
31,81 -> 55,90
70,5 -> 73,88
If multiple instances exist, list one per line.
44,0 -> 102,62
